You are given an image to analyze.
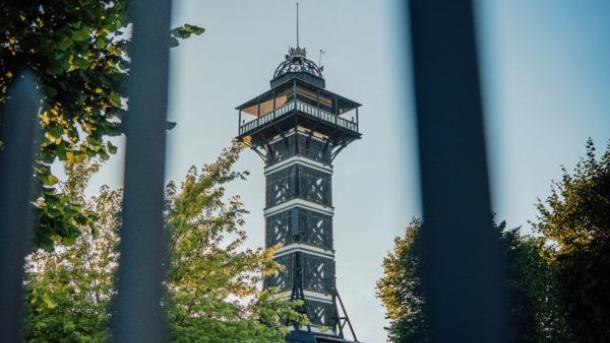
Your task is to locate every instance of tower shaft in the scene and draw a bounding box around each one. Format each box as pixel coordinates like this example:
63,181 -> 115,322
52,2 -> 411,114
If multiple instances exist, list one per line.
264,127 -> 337,331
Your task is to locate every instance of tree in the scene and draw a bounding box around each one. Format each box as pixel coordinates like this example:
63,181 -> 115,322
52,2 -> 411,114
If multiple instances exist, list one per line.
500,227 -> 572,342
533,139 -> 610,342
24,162 -> 120,342
24,144 -> 305,342
0,1 -> 204,249
376,218 -> 427,342
377,219 -> 570,342
164,143 -> 305,342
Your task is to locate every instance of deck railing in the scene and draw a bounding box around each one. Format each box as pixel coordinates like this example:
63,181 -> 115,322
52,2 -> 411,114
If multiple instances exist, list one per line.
239,100 -> 358,136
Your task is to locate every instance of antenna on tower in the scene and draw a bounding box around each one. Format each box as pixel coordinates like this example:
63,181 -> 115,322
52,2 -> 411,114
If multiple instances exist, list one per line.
296,2 -> 300,48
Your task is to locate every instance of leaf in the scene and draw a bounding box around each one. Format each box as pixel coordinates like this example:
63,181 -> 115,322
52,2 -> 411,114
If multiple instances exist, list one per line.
107,142 -> 118,154
41,174 -> 59,186
42,295 -> 57,309
169,36 -> 180,48
171,24 -> 205,41
74,56 -> 90,70
109,91 -> 121,107
40,111 -> 52,125
72,27 -> 91,42
57,37 -> 73,51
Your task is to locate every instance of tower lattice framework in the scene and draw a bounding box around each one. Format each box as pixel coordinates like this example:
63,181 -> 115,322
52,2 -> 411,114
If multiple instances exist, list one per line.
236,45 -> 361,343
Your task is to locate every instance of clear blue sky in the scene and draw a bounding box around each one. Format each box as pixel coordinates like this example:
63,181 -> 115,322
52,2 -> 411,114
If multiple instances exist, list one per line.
87,1 -> 610,341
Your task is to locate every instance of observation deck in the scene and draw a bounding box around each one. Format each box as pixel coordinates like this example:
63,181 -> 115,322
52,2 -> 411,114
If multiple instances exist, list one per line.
236,78 -> 361,145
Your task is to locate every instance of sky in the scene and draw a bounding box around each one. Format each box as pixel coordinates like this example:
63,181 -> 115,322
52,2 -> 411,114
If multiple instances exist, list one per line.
86,1 -> 610,341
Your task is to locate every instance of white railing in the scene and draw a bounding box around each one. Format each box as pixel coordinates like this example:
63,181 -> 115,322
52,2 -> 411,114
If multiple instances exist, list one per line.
239,100 -> 358,135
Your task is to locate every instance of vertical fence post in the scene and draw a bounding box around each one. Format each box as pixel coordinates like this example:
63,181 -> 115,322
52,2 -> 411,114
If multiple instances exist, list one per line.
407,1 -> 508,342
0,73 -> 40,342
113,0 -> 173,342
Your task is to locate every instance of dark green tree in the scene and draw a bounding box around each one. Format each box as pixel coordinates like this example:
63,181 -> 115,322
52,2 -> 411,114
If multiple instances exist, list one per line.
377,219 -> 570,342
533,139 -> 610,342
0,1 -> 203,249
501,227 -> 572,342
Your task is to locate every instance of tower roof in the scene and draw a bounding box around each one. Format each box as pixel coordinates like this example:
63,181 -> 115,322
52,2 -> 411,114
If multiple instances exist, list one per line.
270,47 -> 325,88
270,3 -> 326,88
273,46 -> 323,79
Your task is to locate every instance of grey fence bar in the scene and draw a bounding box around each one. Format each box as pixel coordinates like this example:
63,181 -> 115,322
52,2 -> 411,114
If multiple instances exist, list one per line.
0,73 -> 40,342
112,0 -> 173,342
408,1 -> 509,342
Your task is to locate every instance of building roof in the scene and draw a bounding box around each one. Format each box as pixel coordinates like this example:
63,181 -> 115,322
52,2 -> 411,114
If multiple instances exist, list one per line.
235,77 -> 361,113
273,46 -> 324,80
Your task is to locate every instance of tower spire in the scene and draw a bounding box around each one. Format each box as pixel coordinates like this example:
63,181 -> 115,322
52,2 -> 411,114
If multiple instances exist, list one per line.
296,2 -> 300,47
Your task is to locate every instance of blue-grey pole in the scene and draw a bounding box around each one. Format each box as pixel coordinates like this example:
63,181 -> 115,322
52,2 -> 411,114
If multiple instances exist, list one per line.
0,73 -> 40,342
113,0 -> 172,341
407,1 -> 509,341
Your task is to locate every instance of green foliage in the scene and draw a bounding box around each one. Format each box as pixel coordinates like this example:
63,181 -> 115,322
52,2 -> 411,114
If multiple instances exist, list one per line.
377,219 -> 570,342
533,139 -> 610,342
376,218 -> 427,343
500,227 -> 572,342
24,144 -> 304,342
24,161 -> 121,342
165,143 -> 306,342
0,1 -> 204,249
170,24 -> 206,47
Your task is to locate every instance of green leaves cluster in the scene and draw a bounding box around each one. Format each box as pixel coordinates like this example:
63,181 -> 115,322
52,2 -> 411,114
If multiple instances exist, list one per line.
23,144 -> 304,342
378,139 -> 610,342
532,139 -> 610,342
170,24 -> 206,47
0,1 -> 203,249
24,171 -> 121,342
165,143 -> 306,342
499,226 -> 572,342
377,219 -> 571,342
1,1 -> 127,249
375,219 -> 427,343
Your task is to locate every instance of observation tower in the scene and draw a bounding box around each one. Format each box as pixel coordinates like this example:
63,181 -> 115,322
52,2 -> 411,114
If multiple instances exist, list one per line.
236,35 -> 361,343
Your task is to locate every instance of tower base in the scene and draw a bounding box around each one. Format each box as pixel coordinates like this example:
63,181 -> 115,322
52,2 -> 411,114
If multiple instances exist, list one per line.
287,330 -> 357,343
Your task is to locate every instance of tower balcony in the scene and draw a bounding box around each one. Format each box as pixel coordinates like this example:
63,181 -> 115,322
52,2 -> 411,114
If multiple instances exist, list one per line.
236,79 -> 361,144
239,99 -> 359,136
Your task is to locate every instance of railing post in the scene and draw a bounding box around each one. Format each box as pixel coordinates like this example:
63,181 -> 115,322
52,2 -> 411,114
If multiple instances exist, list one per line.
238,109 -> 242,135
408,1 -> 508,342
113,0 -> 173,342
0,73 -> 40,343
316,89 -> 320,115
273,90 -> 277,118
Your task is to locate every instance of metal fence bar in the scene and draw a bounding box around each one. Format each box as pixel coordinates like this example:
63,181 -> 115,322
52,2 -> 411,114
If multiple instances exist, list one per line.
408,1 -> 509,342
0,73 -> 40,342
112,0 -> 173,341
